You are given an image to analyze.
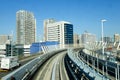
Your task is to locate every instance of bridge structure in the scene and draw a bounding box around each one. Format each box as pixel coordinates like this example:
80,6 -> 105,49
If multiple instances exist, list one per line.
1,42 -> 120,80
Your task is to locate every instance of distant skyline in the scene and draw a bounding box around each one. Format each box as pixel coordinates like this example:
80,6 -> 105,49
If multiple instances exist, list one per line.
0,0 -> 120,41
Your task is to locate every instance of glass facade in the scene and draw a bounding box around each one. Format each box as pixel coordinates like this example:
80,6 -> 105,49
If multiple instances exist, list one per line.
64,24 -> 73,44
46,21 -> 73,45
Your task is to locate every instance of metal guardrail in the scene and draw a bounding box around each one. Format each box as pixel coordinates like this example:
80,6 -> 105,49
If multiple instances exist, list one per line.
1,49 -> 66,80
65,55 -> 78,80
82,48 -> 120,80
67,48 -> 110,80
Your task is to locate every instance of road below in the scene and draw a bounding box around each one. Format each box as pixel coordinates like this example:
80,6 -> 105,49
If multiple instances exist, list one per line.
0,53 -> 42,79
32,51 -> 69,80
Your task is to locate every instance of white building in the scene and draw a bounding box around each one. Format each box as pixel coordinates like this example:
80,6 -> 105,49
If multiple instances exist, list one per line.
16,10 -> 36,45
44,19 -> 56,41
44,20 -> 73,46
0,35 -> 11,56
0,45 -> 6,55
73,34 -> 79,47
81,32 -> 96,44
114,34 -> 120,42
0,35 -> 11,45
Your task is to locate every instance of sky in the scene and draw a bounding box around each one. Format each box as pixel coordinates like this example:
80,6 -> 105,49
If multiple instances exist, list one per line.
0,0 -> 120,40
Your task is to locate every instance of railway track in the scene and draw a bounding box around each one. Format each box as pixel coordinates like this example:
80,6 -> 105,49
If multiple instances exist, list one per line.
32,51 -> 69,80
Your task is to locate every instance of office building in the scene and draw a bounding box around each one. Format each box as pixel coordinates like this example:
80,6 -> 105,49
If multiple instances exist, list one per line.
81,32 -> 96,44
103,36 -> 111,43
74,34 -> 79,47
44,20 -> 73,45
78,35 -> 82,45
0,35 -> 11,45
16,10 -> 36,45
43,19 -> 56,41
114,34 -> 120,42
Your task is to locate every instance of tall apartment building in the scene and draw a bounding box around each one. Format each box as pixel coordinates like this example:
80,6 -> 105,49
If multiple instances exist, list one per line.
44,20 -> 73,45
16,10 -> 36,45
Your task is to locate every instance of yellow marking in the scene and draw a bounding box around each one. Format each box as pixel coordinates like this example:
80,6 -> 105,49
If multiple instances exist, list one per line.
0,69 -> 8,72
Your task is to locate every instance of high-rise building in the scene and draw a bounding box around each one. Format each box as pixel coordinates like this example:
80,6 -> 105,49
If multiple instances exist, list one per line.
103,36 -> 111,43
16,10 -> 36,45
81,32 -> 96,44
43,19 -> 56,41
0,35 -> 10,56
44,20 -> 73,45
74,34 -> 79,47
114,34 -> 120,42
0,35 -> 11,45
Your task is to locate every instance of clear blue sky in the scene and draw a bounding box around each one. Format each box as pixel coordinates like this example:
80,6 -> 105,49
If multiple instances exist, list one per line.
0,0 -> 120,40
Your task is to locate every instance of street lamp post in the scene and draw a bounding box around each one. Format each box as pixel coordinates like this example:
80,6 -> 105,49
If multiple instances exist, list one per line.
101,19 -> 107,59
101,19 -> 107,76
11,31 -> 13,56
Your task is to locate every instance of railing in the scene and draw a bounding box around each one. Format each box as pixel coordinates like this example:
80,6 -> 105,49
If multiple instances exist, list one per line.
82,48 -> 120,80
67,48 -> 110,80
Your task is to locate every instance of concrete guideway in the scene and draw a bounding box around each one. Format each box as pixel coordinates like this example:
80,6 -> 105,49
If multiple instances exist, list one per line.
32,51 -> 69,80
32,54 -> 55,80
1,49 -> 67,80
59,53 -> 69,80
51,52 -> 69,80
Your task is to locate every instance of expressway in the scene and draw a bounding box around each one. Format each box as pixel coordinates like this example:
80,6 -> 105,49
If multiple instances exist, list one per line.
32,51 -> 69,80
